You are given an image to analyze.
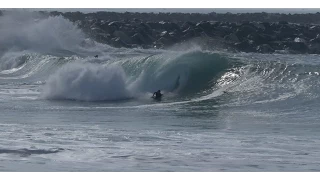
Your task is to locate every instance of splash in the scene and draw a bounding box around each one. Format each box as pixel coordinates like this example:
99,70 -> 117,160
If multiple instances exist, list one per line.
0,10 -> 85,54
41,62 -> 133,101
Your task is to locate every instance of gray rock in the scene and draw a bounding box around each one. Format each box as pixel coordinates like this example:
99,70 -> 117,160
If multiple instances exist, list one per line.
234,40 -> 256,52
284,41 -> 309,53
155,37 -> 174,46
235,25 -> 257,40
181,21 -> 195,31
110,37 -> 130,48
131,32 -> 154,45
224,33 -> 240,42
160,31 -> 168,37
131,33 -> 145,45
310,34 -> 320,43
279,21 -> 289,25
182,27 -> 197,39
256,44 -> 275,53
159,21 -> 180,31
196,21 -> 212,30
113,31 -> 132,44
294,37 -> 306,43
247,33 -> 275,45
308,43 -> 320,54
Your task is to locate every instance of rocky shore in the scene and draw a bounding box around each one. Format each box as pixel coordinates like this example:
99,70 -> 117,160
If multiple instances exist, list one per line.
4,10 -> 320,54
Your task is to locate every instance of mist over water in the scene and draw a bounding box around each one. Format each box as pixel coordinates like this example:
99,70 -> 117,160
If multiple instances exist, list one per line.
0,11 -> 85,54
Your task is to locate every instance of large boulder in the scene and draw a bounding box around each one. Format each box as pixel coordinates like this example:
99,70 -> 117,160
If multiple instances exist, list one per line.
110,37 -> 131,48
95,21 -> 118,34
234,40 -> 256,52
214,25 -> 233,37
256,44 -> 275,53
140,23 -> 152,32
294,37 -> 307,43
131,32 -> 154,45
263,22 -> 276,35
90,27 -> 106,34
308,43 -> 320,54
284,41 -> 309,53
302,29 -> 318,39
182,27 -> 197,40
247,33 -> 275,45
261,22 -> 271,29
92,33 -> 111,44
308,34 -> 320,54
113,31 -> 132,44
158,21 -> 180,31
160,31 -> 169,37
196,21 -> 212,30
235,25 -> 257,40
108,21 -> 122,28
154,37 -> 174,46
131,33 -> 146,45
224,33 -> 240,43
279,21 -> 289,25
146,22 -> 162,29
251,22 -> 265,31
268,41 -> 286,51
169,30 -> 181,39
181,21 -> 195,31
276,24 -> 298,40
310,34 -> 320,43
195,21 -> 214,36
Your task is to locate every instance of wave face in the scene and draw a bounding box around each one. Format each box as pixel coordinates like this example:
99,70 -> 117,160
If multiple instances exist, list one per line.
39,50 -> 232,101
126,51 -> 231,94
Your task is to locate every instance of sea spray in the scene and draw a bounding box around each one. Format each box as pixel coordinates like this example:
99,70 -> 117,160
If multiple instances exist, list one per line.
41,62 -> 133,101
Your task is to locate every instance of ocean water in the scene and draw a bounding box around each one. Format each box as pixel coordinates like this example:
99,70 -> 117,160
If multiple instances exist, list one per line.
1,11 -> 320,172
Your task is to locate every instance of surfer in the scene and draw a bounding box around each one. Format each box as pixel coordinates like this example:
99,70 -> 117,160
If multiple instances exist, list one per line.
94,55 -> 98,58
152,90 -> 162,99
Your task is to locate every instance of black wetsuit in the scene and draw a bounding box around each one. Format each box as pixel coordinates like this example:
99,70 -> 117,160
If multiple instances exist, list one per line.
153,92 -> 162,99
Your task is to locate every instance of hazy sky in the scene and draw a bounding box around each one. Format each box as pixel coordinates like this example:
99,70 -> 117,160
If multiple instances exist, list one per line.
3,8 -> 320,14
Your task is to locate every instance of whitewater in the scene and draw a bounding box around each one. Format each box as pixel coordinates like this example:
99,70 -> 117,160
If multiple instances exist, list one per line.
1,11 -> 320,171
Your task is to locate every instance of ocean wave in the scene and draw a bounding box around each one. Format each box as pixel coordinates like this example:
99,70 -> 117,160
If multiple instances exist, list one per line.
39,50 -> 234,101
1,11 -> 320,104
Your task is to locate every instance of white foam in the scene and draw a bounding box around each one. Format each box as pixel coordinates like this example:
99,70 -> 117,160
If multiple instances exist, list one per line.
41,62 -> 133,101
